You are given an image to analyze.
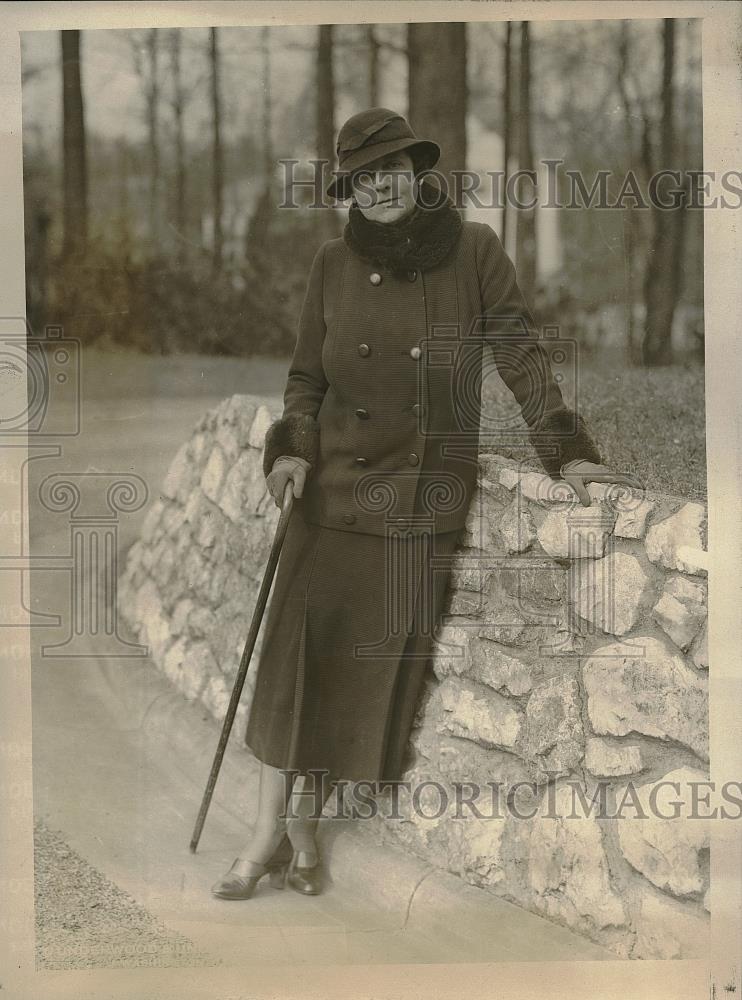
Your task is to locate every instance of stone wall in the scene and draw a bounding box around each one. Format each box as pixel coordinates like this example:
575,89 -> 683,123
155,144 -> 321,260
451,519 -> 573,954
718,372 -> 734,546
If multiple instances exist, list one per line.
118,394 -> 710,961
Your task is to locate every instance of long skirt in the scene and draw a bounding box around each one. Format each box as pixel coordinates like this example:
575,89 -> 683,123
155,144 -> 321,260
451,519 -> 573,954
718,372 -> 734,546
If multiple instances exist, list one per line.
245,504 -> 462,784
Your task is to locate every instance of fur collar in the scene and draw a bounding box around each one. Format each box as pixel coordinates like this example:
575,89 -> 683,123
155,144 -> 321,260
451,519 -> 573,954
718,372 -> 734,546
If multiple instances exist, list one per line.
343,179 -> 463,276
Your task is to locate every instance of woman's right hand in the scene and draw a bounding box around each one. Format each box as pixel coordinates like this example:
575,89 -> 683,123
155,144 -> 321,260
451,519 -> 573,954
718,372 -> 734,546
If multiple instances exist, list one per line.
266,456 -> 312,508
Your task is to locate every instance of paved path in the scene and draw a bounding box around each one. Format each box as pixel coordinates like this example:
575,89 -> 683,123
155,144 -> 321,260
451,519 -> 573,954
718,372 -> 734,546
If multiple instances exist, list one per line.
33,580 -> 615,965
32,647 -> 453,967
27,348 -> 287,558
32,635 -> 616,968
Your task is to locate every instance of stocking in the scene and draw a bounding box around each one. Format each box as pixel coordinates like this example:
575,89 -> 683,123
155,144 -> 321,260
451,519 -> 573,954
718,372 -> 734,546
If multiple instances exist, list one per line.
237,760 -> 295,864
285,769 -> 334,866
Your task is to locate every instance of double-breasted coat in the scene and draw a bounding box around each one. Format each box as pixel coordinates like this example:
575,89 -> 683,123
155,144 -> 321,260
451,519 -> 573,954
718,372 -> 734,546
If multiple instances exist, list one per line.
245,220 -> 601,783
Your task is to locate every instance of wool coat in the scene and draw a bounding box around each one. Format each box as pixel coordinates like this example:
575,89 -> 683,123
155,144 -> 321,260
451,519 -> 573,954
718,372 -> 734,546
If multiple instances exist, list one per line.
245,510 -> 462,783
247,216 -> 601,783
263,220 -> 601,535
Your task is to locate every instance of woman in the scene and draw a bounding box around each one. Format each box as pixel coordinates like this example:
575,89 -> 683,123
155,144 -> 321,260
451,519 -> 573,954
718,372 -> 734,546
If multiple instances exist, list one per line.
211,108 -> 630,900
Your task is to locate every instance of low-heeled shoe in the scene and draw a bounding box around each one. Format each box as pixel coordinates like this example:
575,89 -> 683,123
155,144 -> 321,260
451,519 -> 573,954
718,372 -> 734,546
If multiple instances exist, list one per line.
211,834 -> 293,899
286,851 -> 323,896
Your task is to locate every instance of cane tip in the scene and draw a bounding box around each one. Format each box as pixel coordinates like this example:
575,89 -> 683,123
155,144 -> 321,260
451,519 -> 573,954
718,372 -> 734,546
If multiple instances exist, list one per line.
189,841 -> 197,854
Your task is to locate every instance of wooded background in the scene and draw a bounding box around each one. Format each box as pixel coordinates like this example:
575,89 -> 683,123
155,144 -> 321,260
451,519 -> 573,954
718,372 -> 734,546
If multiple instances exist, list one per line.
21,19 -> 703,367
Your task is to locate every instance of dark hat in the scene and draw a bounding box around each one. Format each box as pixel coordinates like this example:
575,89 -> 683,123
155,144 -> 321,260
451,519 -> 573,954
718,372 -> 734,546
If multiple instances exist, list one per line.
326,107 -> 441,201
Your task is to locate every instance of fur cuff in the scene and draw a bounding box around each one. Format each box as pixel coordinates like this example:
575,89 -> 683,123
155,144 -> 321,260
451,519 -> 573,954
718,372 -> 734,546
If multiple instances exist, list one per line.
528,408 -> 602,478
262,413 -> 320,478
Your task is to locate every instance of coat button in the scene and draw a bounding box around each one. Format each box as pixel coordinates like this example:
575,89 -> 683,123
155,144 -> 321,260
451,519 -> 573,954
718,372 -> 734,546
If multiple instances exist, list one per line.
407,269 -> 417,282
410,346 -> 422,360
355,407 -> 370,420
408,453 -> 420,466
343,514 -> 356,525
358,343 -> 371,357
411,402 -> 424,418
395,518 -> 410,528
355,457 -> 368,467
369,272 -> 382,285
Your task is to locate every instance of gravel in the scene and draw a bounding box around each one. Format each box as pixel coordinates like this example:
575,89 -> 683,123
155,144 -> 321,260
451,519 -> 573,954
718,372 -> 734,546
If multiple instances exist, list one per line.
34,818 -> 219,970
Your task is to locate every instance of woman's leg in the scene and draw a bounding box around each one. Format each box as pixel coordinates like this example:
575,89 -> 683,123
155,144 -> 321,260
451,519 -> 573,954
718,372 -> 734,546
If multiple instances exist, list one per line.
286,769 -> 334,865
235,760 -> 295,864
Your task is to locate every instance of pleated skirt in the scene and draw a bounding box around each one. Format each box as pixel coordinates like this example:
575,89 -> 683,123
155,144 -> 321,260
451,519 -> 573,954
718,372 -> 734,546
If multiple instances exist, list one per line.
244,504 -> 461,784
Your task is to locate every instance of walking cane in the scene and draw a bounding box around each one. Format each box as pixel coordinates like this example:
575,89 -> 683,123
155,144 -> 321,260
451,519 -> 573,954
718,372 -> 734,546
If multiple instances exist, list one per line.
189,480 -> 295,853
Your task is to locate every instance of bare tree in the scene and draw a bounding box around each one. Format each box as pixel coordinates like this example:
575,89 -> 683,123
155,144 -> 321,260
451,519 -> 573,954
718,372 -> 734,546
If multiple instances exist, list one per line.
515,22 -> 537,301
407,22 -> 467,198
642,18 -> 686,366
616,21 -> 637,363
116,137 -> 131,257
501,21 -> 513,251
317,26 -> 335,187
131,29 -> 162,251
209,27 -> 223,272
316,25 -> 337,235
260,27 -> 274,184
366,25 -> 380,106
168,29 -> 187,261
60,30 -> 87,257
246,26 -> 276,258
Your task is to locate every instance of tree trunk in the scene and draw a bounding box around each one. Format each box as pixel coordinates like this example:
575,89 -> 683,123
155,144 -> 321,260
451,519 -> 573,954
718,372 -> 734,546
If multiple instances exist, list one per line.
317,25 -> 335,180
261,26 -> 274,183
616,20 -> 637,364
61,30 -> 87,258
642,18 -> 683,366
210,27 -> 223,272
515,22 -> 537,302
145,29 -> 161,251
247,26 -> 275,260
501,21 -> 513,251
116,138 -> 131,258
169,29 -> 187,262
407,22 -> 467,201
26,200 -> 51,333
366,25 -> 380,106
317,25 -> 337,235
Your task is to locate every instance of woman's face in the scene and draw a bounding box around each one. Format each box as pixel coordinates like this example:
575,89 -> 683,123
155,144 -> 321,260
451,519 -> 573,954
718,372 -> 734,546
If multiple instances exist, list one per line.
350,150 -> 417,223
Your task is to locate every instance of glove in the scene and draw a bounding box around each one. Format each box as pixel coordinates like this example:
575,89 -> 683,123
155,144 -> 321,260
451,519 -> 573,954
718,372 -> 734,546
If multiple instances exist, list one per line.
560,459 -> 642,508
266,456 -> 312,508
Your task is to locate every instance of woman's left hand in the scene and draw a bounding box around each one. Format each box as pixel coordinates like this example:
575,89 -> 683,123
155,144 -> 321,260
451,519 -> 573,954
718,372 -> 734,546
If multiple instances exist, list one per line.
560,459 -> 642,507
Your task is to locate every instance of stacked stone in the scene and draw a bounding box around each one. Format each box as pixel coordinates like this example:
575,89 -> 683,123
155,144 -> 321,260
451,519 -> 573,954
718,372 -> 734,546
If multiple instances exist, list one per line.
118,396 -> 281,746
118,395 -> 710,961
376,453 -> 709,960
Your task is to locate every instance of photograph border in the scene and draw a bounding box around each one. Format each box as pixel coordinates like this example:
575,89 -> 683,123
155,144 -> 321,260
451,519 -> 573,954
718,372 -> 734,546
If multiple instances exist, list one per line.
1,2 -> 740,998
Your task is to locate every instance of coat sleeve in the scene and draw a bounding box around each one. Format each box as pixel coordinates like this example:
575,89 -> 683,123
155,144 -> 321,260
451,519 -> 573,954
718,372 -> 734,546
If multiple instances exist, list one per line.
474,223 -> 602,477
262,243 -> 329,477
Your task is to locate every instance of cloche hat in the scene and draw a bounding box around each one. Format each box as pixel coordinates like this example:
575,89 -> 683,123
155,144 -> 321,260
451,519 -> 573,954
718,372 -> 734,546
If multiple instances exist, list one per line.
326,107 -> 441,201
